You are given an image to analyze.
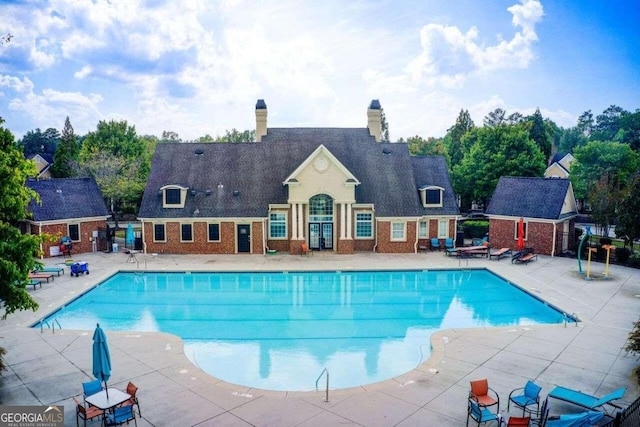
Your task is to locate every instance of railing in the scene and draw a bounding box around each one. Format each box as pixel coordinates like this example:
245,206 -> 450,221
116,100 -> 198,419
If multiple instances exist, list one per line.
315,368 -> 329,402
39,318 -> 61,333
601,394 -> 640,427
564,312 -> 579,327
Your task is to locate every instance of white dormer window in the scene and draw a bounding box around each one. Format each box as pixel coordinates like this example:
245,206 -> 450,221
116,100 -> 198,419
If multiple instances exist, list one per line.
419,185 -> 444,208
161,185 -> 188,208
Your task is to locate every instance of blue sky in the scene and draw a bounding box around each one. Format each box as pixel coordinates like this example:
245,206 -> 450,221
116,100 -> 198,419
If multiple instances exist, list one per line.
1,0 -> 638,141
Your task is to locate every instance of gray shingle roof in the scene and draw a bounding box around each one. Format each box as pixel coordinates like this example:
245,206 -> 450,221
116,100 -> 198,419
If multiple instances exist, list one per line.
485,176 -> 576,219
411,156 -> 460,216
139,128 -> 459,219
27,178 -> 110,222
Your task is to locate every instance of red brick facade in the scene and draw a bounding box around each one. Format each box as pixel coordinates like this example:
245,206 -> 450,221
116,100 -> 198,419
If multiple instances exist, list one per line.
34,219 -> 108,258
489,218 -> 576,256
142,214 -> 457,255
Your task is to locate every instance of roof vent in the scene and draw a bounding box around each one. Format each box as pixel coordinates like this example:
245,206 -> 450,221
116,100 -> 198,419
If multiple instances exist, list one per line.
195,148 -> 204,156
233,190 -> 240,197
190,189 -> 197,196
217,183 -> 224,189
157,190 -> 162,196
382,147 -> 391,155
56,189 -> 62,193
205,190 -> 211,195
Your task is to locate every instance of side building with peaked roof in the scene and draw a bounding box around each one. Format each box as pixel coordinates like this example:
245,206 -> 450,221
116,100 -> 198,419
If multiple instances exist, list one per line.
24,178 -> 111,257
485,176 -> 578,256
138,100 -> 460,255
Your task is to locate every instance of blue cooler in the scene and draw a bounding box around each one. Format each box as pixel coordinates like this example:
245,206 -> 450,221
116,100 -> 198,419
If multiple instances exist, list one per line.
71,262 -> 89,277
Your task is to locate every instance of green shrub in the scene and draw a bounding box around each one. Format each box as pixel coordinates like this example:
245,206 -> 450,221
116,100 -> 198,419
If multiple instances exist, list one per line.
629,253 -> 640,268
615,247 -> 631,264
625,318 -> 640,359
0,346 -> 6,373
461,220 -> 489,239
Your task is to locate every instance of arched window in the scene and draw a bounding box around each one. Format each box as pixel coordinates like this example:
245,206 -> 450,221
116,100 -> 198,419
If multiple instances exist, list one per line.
309,194 -> 334,222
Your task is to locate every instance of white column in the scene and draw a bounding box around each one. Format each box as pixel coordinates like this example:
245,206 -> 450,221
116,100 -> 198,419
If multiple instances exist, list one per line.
291,203 -> 298,240
346,203 -> 352,239
298,203 -> 304,239
340,203 -> 346,239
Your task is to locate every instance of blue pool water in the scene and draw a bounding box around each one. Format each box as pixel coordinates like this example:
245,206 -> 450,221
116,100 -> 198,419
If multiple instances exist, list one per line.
37,269 -> 570,391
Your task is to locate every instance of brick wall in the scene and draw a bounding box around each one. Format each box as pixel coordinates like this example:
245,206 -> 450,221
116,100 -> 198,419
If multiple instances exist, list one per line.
37,219 -> 108,258
376,220 -> 417,253
143,221 -> 247,254
489,218 -> 561,256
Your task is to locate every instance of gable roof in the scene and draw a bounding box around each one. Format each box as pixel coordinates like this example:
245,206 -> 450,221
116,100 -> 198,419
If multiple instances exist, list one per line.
26,178 -> 110,222
485,176 -> 576,220
139,129 -> 460,219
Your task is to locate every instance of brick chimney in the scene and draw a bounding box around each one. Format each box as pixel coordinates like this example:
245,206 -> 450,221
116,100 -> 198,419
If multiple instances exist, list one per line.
255,99 -> 267,142
367,99 -> 382,142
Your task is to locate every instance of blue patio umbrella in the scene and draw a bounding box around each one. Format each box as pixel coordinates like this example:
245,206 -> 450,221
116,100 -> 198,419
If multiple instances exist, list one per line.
92,323 -> 112,397
126,223 -> 135,249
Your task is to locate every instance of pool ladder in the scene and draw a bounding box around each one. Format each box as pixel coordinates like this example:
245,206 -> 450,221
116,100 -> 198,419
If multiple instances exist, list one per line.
315,368 -> 329,402
39,318 -> 61,333
564,312 -> 579,327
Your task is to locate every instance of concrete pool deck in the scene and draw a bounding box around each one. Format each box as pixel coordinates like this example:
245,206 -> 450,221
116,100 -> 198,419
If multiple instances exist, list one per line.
0,251 -> 638,426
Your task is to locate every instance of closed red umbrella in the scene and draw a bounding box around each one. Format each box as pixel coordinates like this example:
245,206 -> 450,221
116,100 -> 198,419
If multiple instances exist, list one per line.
516,218 -> 525,251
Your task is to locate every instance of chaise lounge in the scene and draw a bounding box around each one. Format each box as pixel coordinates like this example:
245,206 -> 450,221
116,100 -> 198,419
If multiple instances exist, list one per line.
547,386 -> 625,415
489,247 -> 511,260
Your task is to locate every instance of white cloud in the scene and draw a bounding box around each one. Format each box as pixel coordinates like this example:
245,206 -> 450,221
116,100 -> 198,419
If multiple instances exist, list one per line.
8,88 -> 103,134
0,75 -> 34,94
405,0 -> 543,88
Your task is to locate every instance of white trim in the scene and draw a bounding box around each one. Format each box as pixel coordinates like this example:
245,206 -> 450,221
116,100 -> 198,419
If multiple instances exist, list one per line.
390,221 -> 406,241
283,145 -> 360,185
180,223 -> 194,242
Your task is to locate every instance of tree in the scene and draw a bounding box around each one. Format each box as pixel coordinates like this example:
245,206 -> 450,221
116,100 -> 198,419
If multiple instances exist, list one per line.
380,108 -> 390,142
558,126 -> 587,153
444,109 -> 475,168
483,108 -> 506,127
451,125 -> 546,208
526,108 -> 552,161
576,110 -> 594,138
0,33 -> 12,45
161,130 -> 181,143
406,136 -> 446,157
592,105 -> 625,142
195,134 -> 215,142
616,109 -> 640,152
51,117 -> 79,178
570,140 -> 640,201
214,129 -> 256,143
506,112 -> 524,125
18,128 -> 60,157
615,175 -> 640,252
79,120 -> 152,223
0,118 -> 40,318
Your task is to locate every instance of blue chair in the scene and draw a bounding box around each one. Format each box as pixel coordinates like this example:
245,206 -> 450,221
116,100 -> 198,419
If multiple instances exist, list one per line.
430,238 -> 441,251
467,399 -> 500,426
104,405 -> 137,426
444,238 -> 454,249
508,380 -> 542,416
82,379 -> 102,398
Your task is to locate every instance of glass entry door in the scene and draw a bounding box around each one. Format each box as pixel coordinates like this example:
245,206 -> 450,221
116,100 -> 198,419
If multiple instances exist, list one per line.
309,223 -> 332,250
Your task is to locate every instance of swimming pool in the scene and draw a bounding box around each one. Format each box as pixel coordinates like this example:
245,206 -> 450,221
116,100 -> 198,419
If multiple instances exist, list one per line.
37,269 -> 571,391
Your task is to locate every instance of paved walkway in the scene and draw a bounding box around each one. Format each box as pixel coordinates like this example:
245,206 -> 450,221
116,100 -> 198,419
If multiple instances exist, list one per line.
0,251 -> 638,426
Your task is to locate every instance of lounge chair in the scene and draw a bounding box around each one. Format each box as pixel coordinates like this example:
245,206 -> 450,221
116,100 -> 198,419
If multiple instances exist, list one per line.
538,397 -> 605,426
508,380 -> 542,416
28,272 -> 54,282
33,266 -> 65,276
444,238 -> 454,250
547,386 -> 625,415
28,279 -> 42,290
489,247 -> 511,260
515,253 -> 537,264
430,238 -> 441,251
